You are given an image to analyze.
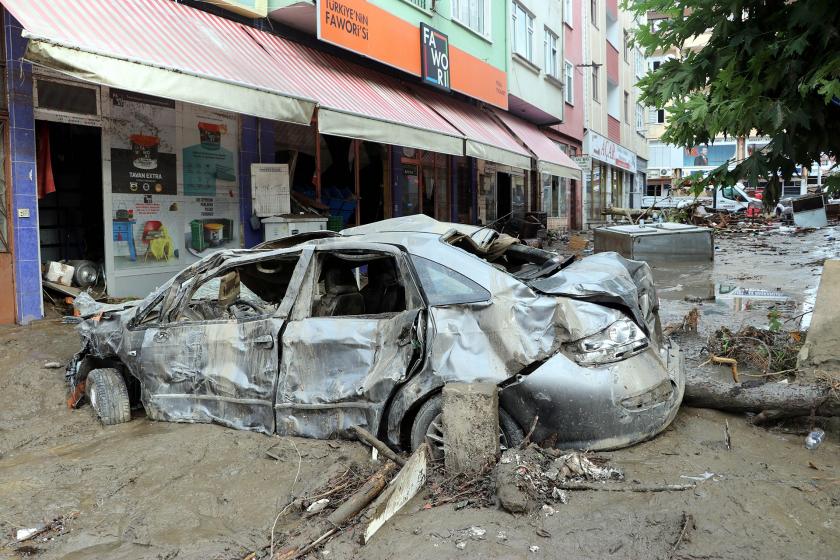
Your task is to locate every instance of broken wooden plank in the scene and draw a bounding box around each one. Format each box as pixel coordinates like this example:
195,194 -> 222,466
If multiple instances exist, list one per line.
362,443 -> 428,544
351,425 -> 406,467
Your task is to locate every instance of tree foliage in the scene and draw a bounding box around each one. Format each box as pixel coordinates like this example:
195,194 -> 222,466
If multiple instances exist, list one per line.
626,0 -> 840,207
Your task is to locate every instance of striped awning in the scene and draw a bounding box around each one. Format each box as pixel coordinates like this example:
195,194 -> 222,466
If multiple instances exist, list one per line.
2,0 -> 316,124
2,0 -> 531,167
419,92 -> 534,170
245,29 -> 464,156
493,110 -> 582,180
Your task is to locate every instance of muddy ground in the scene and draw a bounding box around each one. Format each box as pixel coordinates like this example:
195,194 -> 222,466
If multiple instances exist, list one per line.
1,226 -> 839,559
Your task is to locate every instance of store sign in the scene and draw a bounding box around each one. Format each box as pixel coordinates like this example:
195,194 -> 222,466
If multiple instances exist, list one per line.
572,155 -> 592,171
214,0 -> 267,18
420,24 -> 450,91
316,0 -> 507,108
588,131 -> 637,173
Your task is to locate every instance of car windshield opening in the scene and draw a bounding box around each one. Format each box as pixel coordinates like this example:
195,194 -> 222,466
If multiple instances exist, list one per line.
312,253 -> 407,317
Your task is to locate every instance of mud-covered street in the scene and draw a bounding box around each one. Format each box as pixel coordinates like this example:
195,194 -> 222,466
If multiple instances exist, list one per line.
2,228 -> 840,560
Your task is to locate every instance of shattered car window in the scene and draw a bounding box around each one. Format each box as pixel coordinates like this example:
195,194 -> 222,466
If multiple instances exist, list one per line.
444,231 -> 566,280
175,256 -> 300,322
410,254 -> 490,306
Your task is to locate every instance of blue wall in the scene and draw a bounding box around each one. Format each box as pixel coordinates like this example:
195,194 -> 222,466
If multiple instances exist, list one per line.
5,14 -> 41,323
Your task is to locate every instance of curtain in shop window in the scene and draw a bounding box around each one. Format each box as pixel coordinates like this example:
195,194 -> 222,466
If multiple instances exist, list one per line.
37,122 -> 56,199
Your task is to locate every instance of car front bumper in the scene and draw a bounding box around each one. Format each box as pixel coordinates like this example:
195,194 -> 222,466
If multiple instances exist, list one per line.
499,341 -> 685,450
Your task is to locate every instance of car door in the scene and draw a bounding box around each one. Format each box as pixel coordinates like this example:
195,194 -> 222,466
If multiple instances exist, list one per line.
275,244 -> 423,439
138,248 -> 312,433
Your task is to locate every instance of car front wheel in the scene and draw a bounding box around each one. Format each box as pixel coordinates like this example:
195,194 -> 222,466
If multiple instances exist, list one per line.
409,394 -> 523,460
85,368 -> 132,426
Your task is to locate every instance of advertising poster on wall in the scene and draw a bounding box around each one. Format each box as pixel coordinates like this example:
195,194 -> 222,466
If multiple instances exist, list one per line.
683,144 -> 736,167
109,89 -> 178,196
182,196 -> 240,264
182,106 -> 238,197
108,90 -> 183,270
112,193 -> 182,270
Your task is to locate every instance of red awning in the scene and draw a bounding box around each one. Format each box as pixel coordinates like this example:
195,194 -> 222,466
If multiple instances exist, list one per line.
244,29 -> 464,156
493,110 -> 582,180
2,0 -> 316,124
418,92 -> 533,170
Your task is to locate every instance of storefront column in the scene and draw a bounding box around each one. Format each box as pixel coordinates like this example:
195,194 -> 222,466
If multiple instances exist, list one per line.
238,115 -> 274,248
5,13 -> 42,323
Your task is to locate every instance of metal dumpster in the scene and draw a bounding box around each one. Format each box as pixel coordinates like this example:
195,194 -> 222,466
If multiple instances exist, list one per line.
594,223 -> 714,262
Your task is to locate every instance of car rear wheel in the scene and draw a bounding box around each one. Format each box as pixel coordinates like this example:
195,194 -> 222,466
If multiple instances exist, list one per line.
85,368 -> 131,426
410,395 -> 523,460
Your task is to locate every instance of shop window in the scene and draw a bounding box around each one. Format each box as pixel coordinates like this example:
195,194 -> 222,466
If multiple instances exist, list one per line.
35,80 -> 98,116
646,184 -> 663,197
452,0 -> 491,39
512,2 -> 535,63
544,28 -> 559,79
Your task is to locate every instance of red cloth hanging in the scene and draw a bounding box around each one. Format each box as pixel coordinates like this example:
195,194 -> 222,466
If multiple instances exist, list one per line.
37,121 -> 56,199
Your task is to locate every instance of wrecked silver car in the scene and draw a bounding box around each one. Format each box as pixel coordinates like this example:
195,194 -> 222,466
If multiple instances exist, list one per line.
67,215 -> 685,453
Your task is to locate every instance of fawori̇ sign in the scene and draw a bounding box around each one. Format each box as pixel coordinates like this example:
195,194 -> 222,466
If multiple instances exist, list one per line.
420,23 -> 450,91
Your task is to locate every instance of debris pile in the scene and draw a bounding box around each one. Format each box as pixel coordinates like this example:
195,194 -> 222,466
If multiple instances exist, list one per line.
708,325 -> 803,375
494,446 -> 623,514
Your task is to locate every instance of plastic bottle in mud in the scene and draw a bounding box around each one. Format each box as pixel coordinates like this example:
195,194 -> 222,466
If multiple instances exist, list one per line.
805,429 -> 825,450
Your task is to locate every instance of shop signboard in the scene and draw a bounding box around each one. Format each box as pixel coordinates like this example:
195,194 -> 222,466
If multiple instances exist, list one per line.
316,0 -> 507,108
588,131 -> 637,173
420,23 -> 450,91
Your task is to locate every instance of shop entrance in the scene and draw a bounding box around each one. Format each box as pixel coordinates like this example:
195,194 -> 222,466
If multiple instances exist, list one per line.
36,121 -> 104,283
497,172 -> 512,218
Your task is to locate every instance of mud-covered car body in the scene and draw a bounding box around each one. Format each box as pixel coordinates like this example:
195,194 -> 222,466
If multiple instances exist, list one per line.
69,215 -> 684,450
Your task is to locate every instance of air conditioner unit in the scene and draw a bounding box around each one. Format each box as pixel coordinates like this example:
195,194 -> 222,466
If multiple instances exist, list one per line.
659,168 -> 672,177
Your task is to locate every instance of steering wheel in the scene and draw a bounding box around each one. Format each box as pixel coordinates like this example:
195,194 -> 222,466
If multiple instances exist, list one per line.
227,298 -> 264,319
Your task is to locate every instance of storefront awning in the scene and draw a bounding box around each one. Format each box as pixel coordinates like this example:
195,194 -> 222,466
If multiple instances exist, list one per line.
493,110 -> 582,180
419,94 -> 534,170
246,30 -> 464,157
2,0 -> 316,124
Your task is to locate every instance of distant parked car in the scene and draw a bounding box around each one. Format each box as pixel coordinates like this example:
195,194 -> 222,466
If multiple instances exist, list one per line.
67,215 -> 685,454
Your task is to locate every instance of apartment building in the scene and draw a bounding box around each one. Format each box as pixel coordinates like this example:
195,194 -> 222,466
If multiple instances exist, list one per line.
576,0 -> 648,227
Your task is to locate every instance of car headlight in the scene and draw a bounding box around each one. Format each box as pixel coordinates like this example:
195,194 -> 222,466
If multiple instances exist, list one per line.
569,318 -> 649,366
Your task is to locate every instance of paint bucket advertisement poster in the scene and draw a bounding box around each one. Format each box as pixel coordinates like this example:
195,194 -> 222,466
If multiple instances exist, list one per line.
112,193 -> 183,270
182,106 -> 238,197
109,90 -> 178,195
182,196 -> 240,264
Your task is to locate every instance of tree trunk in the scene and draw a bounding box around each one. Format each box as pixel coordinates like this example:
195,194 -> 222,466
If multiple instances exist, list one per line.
684,369 -> 840,421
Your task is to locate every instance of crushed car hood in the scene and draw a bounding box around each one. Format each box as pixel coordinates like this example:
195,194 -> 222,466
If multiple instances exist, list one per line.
528,252 -> 660,340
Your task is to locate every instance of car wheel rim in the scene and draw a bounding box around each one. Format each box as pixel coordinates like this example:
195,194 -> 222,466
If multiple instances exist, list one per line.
425,413 -> 510,460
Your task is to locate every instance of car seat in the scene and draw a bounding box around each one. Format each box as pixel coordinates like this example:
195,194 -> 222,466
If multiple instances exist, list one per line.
362,260 -> 405,314
318,267 -> 364,317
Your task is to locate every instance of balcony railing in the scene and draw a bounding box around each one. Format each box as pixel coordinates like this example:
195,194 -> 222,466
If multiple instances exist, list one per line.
403,0 -> 427,10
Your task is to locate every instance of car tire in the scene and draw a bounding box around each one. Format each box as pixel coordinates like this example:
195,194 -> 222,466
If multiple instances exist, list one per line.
85,368 -> 131,426
409,394 -> 524,460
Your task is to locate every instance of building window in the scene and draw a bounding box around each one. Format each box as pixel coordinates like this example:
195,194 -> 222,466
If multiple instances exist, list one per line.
452,0 -> 491,39
564,60 -> 574,104
569,145 -> 578,156
623,30 -> 630,61
646,184 -> 663,197
592,65 -> 600,102
650,108 -> 665,124
563,0 -> 573,26
635,48 -> 645,77
512,2 -> 535,62
635,103 -> 645,132
624,91 -> 630,123
544,28 -> 559,79
590,0 -> 597,27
